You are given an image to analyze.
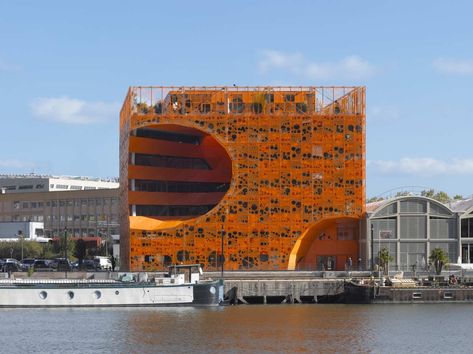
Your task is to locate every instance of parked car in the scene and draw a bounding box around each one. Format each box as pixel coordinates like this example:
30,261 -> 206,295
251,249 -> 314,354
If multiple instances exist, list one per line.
94,256 -> 112,271
79,259 -> 98,271
55,258 -> 72,271
20,258 -> 36,271
33,259 -> 53,271
2,259 -> 21,272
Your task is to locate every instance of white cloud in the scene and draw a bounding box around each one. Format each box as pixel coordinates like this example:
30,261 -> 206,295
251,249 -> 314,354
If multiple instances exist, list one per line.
30,96 -> 120,124
259,50 -> 375,80
368,158 -> 473,177
432,58 -> 473,75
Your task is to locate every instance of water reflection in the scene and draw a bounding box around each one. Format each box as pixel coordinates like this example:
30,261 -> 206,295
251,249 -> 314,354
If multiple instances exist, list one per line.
1,305 -> 473,353
124,305 -> 369,353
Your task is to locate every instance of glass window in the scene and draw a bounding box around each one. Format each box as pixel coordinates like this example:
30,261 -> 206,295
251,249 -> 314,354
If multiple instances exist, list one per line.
430,217 -> 456,239
372,218 -> 396,240
400,200 -> 426,213
462,219 -> 471,237
134,153 -> 211,170
400,216 -> 426,239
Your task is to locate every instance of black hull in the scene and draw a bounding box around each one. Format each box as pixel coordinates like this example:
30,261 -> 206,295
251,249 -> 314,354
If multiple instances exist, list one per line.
344,282 -> 473,304
192,280 -> 223,305
343,282 -> 375,304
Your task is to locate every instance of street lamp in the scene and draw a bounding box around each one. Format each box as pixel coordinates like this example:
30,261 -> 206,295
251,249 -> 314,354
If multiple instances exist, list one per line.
370,223 -> 374,272
220,215 -> 226,279
64,228 -> 68,279
18,230 -> 24,261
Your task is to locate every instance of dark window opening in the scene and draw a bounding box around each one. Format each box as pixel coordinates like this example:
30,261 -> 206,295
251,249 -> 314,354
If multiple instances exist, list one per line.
229,96 -> 244,113
135,128 -> 201,145
265,94 -> 274,103
19,185 -> 33,190
251,103 -> 263,114
176,250 -> 190,262
296,103 -> 307,113
133,180 -> 229,193
135,204 -> 216,217
133,153 -> 211,170
285,94 -> 295,102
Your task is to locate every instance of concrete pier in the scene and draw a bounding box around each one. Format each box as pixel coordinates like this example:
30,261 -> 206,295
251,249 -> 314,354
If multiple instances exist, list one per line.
204,271 -> 371,304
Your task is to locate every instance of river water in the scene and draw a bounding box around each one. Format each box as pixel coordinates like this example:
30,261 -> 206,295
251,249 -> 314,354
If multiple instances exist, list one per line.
1,304 -> 470,353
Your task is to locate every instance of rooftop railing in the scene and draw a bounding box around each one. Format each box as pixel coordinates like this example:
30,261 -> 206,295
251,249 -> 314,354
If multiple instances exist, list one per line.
124,86 -> 365,116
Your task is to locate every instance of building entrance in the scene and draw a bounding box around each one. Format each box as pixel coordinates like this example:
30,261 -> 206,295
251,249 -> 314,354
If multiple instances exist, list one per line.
462,244 -> 473,263
316,256 -> 336,271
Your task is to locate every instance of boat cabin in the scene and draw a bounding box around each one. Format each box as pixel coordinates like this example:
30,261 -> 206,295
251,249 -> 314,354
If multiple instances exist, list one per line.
168,264 -> 203,284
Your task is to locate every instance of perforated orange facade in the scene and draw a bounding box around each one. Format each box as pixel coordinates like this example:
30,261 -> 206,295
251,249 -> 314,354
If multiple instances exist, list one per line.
119,86 -> 365,272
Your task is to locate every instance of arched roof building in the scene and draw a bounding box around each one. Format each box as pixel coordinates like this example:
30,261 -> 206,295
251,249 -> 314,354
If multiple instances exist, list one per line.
364,196 -> 459,271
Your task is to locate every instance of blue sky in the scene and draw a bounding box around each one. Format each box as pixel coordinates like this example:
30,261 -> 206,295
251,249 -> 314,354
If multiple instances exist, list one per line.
1,0 -> 472,198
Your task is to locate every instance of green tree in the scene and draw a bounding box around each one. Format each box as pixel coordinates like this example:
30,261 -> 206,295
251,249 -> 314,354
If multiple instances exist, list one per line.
378,247 -> 394,275
453,195 -> 463,201
0,241 -> 42,259
429,248 -> 449,275
421,189 -> 452,203
421,189 -> 435,198
433,191 -> 451,203
395,191 -> 410,197
367,196 -> 384,203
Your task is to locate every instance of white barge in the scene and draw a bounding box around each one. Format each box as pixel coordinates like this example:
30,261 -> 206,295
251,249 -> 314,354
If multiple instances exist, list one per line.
0,265 -> 223,307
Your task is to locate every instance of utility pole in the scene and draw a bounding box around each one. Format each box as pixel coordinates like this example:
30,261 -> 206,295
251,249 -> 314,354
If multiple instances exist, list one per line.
64,228 -> 68,279
220,214 -> 226,279
18,230 -> 23,260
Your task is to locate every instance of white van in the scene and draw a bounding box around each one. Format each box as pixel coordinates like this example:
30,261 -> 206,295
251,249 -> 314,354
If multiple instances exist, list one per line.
93,256 -> 112,271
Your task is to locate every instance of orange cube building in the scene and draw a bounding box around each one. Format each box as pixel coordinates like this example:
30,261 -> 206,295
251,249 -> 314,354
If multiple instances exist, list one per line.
119,86 -> 365,271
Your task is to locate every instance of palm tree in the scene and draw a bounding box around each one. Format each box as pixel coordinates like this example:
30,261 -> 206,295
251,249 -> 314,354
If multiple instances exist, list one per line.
429,248 -> 449,275
378,248 -> 394,275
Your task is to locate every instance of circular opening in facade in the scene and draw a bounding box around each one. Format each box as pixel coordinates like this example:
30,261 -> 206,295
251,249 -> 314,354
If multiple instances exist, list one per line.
94,291 -> 102,299
130,124 -> 232,221
115,290 -> 119,295
39,291 -> 47,300
67,291 -> 74,300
